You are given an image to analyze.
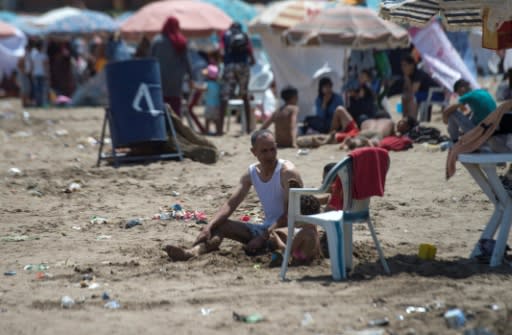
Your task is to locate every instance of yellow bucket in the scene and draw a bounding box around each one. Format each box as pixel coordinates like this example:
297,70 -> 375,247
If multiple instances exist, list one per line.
418,244 -> 437,260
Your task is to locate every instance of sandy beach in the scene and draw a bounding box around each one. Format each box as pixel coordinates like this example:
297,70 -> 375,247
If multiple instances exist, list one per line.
1,97 -> 511,335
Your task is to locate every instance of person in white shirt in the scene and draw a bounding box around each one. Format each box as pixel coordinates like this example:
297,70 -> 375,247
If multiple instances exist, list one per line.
30,40 -> 49,107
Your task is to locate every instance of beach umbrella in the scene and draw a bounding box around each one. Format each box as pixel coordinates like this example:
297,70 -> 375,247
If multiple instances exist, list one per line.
42,9 -> 118,36
379,0 -> 482,31
115,11 -> 134,25
249,0 -> 329,34
199,0 -> 257,30
283,5 -> 410,49
120,0 -> 233,40
0,20 -> 17,38
31,7 -> 82,26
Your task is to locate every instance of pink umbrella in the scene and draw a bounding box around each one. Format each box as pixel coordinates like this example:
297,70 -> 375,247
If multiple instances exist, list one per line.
120,0 -> 233,40
0,20 -> 17,38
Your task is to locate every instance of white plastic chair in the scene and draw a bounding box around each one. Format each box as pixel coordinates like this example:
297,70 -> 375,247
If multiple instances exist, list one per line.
280,150 -> 391,281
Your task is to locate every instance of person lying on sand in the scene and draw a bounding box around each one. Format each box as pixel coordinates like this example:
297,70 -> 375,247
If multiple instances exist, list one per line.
164,129 -> 314,261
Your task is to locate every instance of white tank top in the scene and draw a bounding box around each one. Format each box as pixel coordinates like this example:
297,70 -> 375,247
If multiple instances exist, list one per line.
249,159 -> 285,228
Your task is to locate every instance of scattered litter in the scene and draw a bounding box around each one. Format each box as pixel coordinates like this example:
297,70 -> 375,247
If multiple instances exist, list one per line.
8,167 -> 22,176
489,304 -> 500,311
240,215 -> 251,222
61,296 -> 75,309
101,292 -> 110,301
65,182 -> 81,193
367,318 -> 389,327
396,315 -> 404,321
344,329 -> 385,335
24,264 -> 49,271
86,137 -> 99,146
96,235 -> 112,241
464,328 -> 496,335
55,129 -> 69,136
71,226 -> 82,231
125,219 -> 142,229
35,272 -> 52,280
171,191 -> 180,196
301,313 -> 314,327
104,300 -> 121,309
90,216 -> 108,225
153,204 -> 206,223
406,306 -> 427,314
444,308 -> 466,329
4,271 -> 16,276
201,307 -> 213,316
88,283 -> 101,289
297,149 -> 310,156
418,243 -> 437,260
233,312 -> 264,323
22,111 -> 30,123
253,264 -> 261,270
28,189 -> 43,197
1,235 -> 39,242
77,144 -> 85,150
12,130 -> 32,138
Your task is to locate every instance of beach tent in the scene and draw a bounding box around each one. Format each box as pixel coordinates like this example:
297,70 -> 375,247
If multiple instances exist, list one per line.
120,0 -> 232,41
249,0 -> 348,121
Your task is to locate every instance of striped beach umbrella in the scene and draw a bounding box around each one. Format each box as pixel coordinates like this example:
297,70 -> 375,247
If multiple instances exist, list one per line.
379,0 -> 482,31
43,9 -> 118,36
283,5 -> 410,49
249,0 -> 328,34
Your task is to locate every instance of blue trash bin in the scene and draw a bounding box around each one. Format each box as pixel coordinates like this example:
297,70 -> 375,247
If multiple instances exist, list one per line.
105,58 -> 168,147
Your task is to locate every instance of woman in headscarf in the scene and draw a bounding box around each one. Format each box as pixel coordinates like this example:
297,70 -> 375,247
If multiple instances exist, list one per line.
150,16 -> 193,117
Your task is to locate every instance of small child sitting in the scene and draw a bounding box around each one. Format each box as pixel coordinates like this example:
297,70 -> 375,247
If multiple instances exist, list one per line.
260,86 -> 299,148
201,64 -> 221,135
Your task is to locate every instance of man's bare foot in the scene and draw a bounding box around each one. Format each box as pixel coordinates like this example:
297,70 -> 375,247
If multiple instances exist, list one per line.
163,245 -> 197,261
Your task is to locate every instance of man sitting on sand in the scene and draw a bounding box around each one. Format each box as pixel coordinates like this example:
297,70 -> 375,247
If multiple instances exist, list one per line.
260,86 -> 299,148
164,129 -> 304,261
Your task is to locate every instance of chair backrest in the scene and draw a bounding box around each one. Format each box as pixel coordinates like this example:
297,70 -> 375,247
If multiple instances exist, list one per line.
322,148 -> 389,218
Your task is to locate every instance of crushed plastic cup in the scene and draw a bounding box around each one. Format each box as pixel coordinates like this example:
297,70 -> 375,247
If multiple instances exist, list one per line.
90,216 -> 108,224
24,263 -> 49,272
297,149 -> 310,156
8,167 -> 22,176
301,313 -> 314,327
88,283 -> 101,289
171,191 -> 180,196
233,312 -> 264,323
61,296 -> 75,309
368,318 -> 389,327
55,129 -> 69,137
125,219 -> 142,229
406,306 -> 427,314
201,307 -> 213,316
65,182 -> 81,193
104,300 -> 121,309
444,308 -> 465,329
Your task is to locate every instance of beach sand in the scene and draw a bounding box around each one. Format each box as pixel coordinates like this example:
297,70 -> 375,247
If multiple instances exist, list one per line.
1,97 -> 511,334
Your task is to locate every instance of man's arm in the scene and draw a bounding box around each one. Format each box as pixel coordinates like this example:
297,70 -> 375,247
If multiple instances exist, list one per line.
290,108 -> 298,148
442,103 -> 464,124
194,172 -> 252,245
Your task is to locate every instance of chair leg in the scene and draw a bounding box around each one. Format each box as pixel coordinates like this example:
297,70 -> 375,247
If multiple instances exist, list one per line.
280,221 -> 295,280
367,219 -> 390,275
324,222 -> 345,281
490,204 -> 512,267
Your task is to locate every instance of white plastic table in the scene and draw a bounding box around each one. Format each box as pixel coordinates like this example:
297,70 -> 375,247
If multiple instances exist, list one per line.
458,153 -> 512,266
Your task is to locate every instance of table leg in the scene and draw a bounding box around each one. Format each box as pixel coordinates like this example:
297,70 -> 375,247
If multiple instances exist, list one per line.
483,165 -> 512,267
462,163 -> 498,205
470,208 -> 502,258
